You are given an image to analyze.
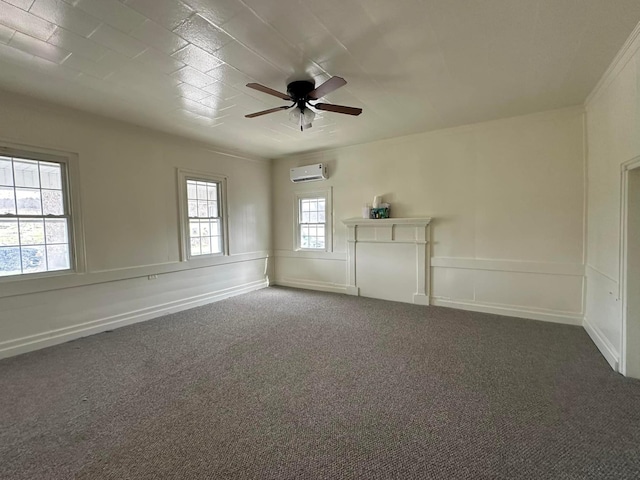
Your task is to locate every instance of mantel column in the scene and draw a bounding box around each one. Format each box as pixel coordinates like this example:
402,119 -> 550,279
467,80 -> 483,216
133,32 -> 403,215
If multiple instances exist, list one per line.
345,223 -> 359,295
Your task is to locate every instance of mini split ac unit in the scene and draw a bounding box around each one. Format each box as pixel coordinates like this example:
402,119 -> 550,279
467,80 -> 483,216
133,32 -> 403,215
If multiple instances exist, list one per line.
290,163 -> 328,183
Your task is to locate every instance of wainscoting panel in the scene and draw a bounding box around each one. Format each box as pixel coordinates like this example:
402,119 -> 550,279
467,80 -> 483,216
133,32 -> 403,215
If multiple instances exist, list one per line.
0,258 -> 269,359
274,253 -> 585,325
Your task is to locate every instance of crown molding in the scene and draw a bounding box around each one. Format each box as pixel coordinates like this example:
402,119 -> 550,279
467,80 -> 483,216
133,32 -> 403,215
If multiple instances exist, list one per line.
585,20 -> 640,107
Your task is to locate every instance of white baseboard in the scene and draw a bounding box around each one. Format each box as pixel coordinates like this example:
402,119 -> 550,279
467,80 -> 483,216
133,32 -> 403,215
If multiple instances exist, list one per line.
431,297 -> 583,325
583,316 -> 620,371
0,279 -> 268,360
413,293 -> 430,306
273,278 -> 347,294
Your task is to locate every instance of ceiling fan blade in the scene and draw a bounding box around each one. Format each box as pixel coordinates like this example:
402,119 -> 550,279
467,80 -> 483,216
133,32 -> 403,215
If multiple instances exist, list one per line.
245,106 -> 291,118
308,76 -> 347,99
314,103 -> 362,116
246,83 -> 291,100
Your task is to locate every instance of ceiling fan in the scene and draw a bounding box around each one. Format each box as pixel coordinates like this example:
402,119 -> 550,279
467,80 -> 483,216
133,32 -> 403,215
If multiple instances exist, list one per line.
244,76 -> 362,131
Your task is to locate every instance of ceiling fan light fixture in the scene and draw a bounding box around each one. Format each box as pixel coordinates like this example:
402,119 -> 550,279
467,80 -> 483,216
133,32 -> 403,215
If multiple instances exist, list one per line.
289,106 -> 315,131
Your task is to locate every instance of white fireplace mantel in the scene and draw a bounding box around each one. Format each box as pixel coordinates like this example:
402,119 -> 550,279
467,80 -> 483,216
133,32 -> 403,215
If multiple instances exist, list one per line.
342,217 -> 432,305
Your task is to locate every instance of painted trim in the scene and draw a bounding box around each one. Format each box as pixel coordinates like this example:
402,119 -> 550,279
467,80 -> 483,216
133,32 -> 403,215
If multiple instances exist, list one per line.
431,257 -> 584,276
0,251 -> 270,298
583,316 -> 620,371
274,249 -> 346,261
585,21 -> 640,107
0,278 -> 269,360
431,297 -> 583,326
619,156 -> 640,375
273,278 -> 347,294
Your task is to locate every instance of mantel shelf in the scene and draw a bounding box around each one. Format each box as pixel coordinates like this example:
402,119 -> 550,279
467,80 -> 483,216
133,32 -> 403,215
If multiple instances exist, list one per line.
342,217 -> 432,226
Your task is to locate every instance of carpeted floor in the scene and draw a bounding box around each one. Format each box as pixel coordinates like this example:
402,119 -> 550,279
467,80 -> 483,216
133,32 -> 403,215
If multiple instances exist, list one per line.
1,287 -> 639,479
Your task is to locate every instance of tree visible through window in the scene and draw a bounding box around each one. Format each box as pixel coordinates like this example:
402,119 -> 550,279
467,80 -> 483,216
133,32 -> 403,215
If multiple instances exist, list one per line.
0,156 -> 71,276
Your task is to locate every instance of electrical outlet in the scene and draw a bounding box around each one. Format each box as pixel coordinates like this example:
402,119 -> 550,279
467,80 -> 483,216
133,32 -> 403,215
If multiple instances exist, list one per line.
148,274 -> 158,280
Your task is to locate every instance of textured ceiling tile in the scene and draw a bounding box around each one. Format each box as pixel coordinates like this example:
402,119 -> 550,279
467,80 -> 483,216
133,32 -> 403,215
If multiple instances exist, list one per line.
172,43 -> 221,73
203,81 -> 243,100
29,0 -> 100,37
0,24 -> 15,44
0,1 -> 56,40
176,82 -> 209,101
135,47 -> 184,74
61,51 -> 113,78
9,30 -> 69,62
130,19 -> 187,55
171,65 -> 215,88
205,63 -> 252,87
182,0 -> 245,27
73,0 -> 146,34
88,23 -> 147,58
48,27 -> 109,60
4,0 -> 34,9
173,13 -> 232,54
125,0 -> 194,31
213,40 -> 283,84
220,10 -> 302,75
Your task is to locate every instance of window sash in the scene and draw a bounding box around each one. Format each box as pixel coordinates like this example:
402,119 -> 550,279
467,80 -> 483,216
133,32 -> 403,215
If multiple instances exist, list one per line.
0,155 -> 73,277
184,176 -> 225,258
298,196 -> 327,250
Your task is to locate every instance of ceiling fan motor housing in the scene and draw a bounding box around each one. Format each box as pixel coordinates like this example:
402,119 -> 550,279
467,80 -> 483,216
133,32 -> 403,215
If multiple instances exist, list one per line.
287,80 -> 315,109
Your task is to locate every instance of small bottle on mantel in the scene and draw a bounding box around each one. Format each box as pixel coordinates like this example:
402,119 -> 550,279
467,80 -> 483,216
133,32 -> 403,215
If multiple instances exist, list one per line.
362,203 -> 371,219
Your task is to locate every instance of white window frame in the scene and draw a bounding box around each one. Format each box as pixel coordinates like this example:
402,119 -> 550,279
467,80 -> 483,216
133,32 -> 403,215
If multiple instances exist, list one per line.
177,169 -> 229,261
294,188 -> 332,252
0,142 -> 85,282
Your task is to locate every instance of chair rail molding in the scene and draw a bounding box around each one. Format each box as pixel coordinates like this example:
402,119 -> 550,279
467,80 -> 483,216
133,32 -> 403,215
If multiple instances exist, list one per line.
342,217 -> 432,305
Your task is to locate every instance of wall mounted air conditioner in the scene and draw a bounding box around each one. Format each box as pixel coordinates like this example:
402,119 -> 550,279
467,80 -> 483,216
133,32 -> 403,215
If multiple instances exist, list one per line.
290,163 -> 328,183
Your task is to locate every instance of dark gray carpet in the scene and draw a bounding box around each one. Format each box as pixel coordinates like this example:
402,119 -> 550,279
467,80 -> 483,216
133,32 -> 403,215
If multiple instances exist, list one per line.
1,287 -> 639,479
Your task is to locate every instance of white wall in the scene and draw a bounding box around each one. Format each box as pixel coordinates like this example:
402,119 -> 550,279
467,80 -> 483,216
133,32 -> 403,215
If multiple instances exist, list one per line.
583,24 -> 640,371
273,107 -> 586,325
0,91 -> 271,359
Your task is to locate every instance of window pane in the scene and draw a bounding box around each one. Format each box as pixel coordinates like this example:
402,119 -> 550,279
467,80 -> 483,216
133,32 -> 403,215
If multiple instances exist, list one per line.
190,237 -> 201,256
188,200 -> 197,217
39,162 -> 62,190
200,236 -> 211,255
211,236 -> 221,254
21,245 -> 46,273
301,200 -> 310,212
318,209 -> 325,222
318,199 -> 325,211
0,157 -> 13,186
301,211 -> 309,223
301,225 -> 309,248
19,219 -> 45,245
13,159 -> 39,188
200,220 -> 210,236
45,218 -> 68,244
187,181 -> 197,200
208,201 -> 218,217
0,186 -> 16,214
42,189 -> 64,215
197,183 -> 207,200
0,246 -> 21,276
309,211 -> 317,223
210,219 -> 219,236
207,184 -> 217,201
189,220 -> 200,237
16,188 -> 42,215
46,244 -> 70,271
197,201 -> 208,217
0,219 -> 19,246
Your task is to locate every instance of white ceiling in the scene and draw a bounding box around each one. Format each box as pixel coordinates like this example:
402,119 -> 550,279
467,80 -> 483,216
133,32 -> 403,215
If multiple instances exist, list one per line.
0,0 -> 638,158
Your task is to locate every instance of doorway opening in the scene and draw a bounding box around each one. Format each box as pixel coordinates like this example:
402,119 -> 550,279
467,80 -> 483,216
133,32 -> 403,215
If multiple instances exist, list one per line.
622,159 -> 640,378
